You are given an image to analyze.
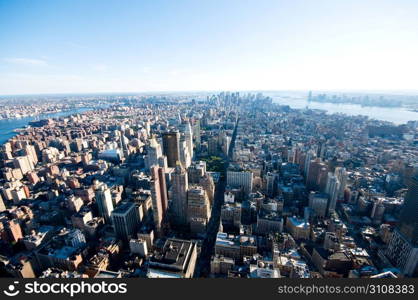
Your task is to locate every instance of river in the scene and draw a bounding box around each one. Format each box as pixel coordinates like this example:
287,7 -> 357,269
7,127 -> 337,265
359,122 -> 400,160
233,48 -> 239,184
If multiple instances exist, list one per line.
267,94 -> 418,125
0,108 -> 92,145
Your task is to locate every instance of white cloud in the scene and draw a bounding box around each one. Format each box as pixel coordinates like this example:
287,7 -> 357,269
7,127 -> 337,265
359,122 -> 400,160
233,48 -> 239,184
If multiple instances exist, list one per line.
4,58 -> 48,66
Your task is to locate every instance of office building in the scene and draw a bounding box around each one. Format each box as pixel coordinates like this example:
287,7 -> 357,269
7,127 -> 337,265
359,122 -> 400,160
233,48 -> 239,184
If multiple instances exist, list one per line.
187,186 -> 211,224
227,170 -> 253,195
170,164 -> 189,225
309,192 -> 329,218
150,166 -> 168,232
386,176 -> 418,276
162,131 -> 180,168
111,202 -> 139,242
95,183 -> 114,223
325,173 -> 340,214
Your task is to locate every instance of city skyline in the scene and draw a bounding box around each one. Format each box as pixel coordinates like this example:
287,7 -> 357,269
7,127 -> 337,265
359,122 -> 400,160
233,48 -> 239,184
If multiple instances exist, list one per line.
1,0 -> 418,95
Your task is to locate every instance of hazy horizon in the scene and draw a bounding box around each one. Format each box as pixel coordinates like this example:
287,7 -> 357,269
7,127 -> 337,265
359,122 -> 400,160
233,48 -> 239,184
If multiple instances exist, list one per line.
2,89 -> 418,98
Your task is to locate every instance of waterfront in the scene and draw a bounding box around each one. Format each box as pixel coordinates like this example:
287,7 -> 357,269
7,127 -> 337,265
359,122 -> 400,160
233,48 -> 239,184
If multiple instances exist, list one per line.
0,108 -> 91,145
269,95 -> 418,125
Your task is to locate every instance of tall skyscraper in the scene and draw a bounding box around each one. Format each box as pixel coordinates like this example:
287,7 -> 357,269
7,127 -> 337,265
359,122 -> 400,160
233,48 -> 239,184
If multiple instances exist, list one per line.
170,163 -> 189,225
306,158 -> 327,191
199,173 -> 215,206
187,186 -> 211,222
181,120 -> 193,160
111,202 -> 139,242
162,131 -> 180,168
334,167 -> 348,200
325,173 -> 340,214
118,125 -> 129,159
192,119 -> 201,150
187,186 -> 211,234
158,167 -> 169,214
144,137 -> 167,170
304,149 -> 316,177
386,175 -> 418,276
95,183 -> 114,223
179,138 -> 191,169
398,175 -> 418,245
265,172 -> 279,197
150,165 -> 168,232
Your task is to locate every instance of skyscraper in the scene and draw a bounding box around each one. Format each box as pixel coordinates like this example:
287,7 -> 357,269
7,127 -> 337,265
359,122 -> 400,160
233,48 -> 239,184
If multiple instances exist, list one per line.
144,137 -> 167,170
398,175 -> 418,245
192,119 -> 201,151
181,120 -> 193,160
187,186 -> 211,234
162,131 -> 180,168
111,202 -> 139,242
334,167 -> 348,200
95,183 -> 114,223
187,186 -> 211,223
308,191 -> 329,218
306,158 -> 327,191
170,163 -> 189,225
386,175 -> 418,276
179,138 -> 191,169
325,173 -> 340,214
150,165 -> 168,232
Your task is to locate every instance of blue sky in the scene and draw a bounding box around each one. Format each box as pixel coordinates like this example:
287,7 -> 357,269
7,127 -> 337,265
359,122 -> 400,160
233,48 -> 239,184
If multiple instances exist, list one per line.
1,0 -> 418,95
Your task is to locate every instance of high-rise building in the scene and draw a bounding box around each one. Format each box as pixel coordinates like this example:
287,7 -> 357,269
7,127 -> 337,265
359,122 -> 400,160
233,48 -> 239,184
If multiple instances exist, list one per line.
95,183 -> 114,223
179,138 -> 191,169
0,193 -> 6,212
192,119 -> 201,150
23,144 -> 38,166
111,202 -> 139,242
325,173 -> 340,214
208,137 -> 218,156
144,137 -> 165,170
335,167 -> 348,199
13,156 -> 34,175
187,186 -> 211,223
265,172 -> 279,197
398,175 -> 418,245
150,166 -> 168,232
386,175 -> 418,276
199,174 -> 215,206
188,161 -> 207,184
170,163 -> 189,225
304,149 -> 316,177
308,192 -> 329,218
162,131 -> 180,168
306,158 -> 327,190
227,170 -> 253,195
145,137 -> 167,169
181,120 -> 193,160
